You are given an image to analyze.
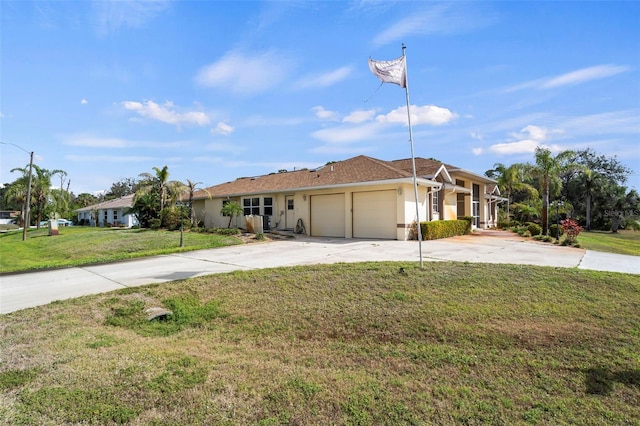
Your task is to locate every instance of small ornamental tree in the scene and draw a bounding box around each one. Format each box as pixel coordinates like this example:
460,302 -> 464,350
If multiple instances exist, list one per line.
560,218 -> 583,245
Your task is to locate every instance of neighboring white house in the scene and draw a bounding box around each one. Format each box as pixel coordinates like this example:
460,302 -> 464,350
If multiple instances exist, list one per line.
76,194 -> 138,227
189,155 -> 506,241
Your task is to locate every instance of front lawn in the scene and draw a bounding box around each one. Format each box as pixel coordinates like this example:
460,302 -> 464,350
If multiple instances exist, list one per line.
1,262 -> 638,424
577,230 -> 640,256
0,227 -> 242,273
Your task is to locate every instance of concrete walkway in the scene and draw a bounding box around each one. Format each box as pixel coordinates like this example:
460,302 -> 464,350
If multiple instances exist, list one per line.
1,230 -> 637,314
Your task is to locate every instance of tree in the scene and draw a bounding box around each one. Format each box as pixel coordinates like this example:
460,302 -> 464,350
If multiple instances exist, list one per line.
10,164 -> 65,228
576,169 -> 604,231
138,166 -> 184,213
74,193 -> 99,208
221,201 -> 243,228
128,192 -> 160,228
533,147 -> 574,235
106,177 -> 139,199
485,162 -> 537,215
184,179 -> 210,227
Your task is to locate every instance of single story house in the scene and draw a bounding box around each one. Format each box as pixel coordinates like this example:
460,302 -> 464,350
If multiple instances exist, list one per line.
190,155 -> 506,241
75,194 -> 138,227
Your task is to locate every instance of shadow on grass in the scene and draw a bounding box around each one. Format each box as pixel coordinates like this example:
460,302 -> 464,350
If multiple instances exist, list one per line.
585,368 -> 640,395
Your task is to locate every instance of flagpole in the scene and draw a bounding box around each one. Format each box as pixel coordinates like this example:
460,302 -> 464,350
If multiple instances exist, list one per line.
402,44 -> 424,269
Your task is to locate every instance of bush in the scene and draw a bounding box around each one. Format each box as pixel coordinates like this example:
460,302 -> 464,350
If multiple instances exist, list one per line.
420,219 -> 471,240
526,222 -> 542,236
149,218 -> 162,230
549,223 -> 564,239
561,218 -> 583,244
161,207 -> 189,231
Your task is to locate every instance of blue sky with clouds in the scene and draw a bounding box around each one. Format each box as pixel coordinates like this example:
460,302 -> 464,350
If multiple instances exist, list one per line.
1,1 -> 639,195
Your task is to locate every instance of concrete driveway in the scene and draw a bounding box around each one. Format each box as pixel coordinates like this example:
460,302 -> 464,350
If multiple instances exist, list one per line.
1,230 -> 637,314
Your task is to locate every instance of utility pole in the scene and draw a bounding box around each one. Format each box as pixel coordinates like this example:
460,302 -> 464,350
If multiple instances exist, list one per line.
23,151 -> 34,241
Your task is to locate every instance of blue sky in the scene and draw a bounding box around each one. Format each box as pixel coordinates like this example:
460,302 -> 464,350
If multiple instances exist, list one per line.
1,1 -> 639,195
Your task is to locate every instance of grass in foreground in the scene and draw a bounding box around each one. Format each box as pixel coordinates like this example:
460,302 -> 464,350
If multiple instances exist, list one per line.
0,227 -> 242,273
1,262 -> 638,425
577,230 -> 640,256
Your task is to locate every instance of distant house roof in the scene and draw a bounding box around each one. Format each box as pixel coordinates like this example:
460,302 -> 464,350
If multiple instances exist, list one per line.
76,194 -> 135,212
191,155 -> 497,200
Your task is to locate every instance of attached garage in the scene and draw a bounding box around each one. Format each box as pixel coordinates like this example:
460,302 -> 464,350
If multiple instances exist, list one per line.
353,190 -> 397,239
310,193 -> 345,237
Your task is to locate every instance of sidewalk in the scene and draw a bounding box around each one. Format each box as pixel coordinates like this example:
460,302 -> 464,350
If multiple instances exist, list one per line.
1,231 -> 637,314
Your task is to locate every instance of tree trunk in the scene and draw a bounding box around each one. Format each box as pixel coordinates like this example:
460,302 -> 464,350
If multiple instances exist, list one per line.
542,180 -> 549,235
585,195 -> 591,231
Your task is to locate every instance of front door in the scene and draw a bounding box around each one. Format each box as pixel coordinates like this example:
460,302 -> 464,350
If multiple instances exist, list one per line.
285,196 -> 295,229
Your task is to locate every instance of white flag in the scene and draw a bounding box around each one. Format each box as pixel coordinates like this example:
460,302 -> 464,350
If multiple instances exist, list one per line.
368,56 -> 406,88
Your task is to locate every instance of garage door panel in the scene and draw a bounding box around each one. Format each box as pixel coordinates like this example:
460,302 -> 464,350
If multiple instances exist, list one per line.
353,190 -> 397,239
311,194 -> 345,237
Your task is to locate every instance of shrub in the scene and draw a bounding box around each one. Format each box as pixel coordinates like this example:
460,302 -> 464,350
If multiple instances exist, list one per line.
526,222 -> 542,236
549,223 -> 564,239
420,219 -> 471,240
561,218 -> 583,244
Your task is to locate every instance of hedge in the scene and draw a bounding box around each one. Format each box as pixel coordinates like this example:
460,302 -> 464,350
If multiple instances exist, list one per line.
419,218 -> 473,240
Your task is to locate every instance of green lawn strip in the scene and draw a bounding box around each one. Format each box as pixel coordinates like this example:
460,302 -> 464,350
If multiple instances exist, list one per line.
1,262 -> 638,424
0,227 -> 241,273
577,230 -> 640,256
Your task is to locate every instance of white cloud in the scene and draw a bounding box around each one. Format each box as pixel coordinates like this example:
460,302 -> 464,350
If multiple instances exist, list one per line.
312,106 -> 338,120
542,64 -> 629,89
122,100 -> 210,127
61,134 -> 186,149
372,3 -> 495,46
311,122 -> 381,144
294,66 -> 353,89
472,147 -> 484,155
94,0 -> 171,36
80,99 -> 88,105
211,122 -> 234,135
505,64 -> 629,92
489,125 -> 565,155
195,50 -> 294,95
470,129 -> 483,141
343,109 -> 376,124
376,104 -> 457,126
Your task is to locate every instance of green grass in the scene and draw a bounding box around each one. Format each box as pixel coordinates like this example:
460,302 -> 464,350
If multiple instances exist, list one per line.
1,262 -> 638,425
0,227 -> 242,273
577,230 -> 640,256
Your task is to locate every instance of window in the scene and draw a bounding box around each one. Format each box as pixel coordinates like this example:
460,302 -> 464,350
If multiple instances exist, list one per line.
263,197 -> 273,216
432,190 -> 439,213
103,210 -> 108,222
472,184 -> 480,227
113,210 -> 118,221
243,197 -> 260,215
287,199 -> 294,210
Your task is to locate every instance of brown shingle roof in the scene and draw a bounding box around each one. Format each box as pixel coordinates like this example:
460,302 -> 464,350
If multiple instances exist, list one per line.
192,155 -> 418,199
192,155 -> 494,200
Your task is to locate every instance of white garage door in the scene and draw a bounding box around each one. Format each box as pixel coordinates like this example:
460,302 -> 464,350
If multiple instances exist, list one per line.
310,193 -> 345,237
353,190 -> 397,239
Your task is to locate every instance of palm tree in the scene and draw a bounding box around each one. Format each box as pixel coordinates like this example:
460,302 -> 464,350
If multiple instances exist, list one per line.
184,179 -> 210,227
221,201 -> 243,228
533,147 -> 574,235
11,165 -> 65,228
138,166 -> 185,213
486,162 -> 537,216
577,168 -> 603,231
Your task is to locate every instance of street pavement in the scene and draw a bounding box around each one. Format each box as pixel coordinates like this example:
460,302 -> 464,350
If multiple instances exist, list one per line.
1,230 -> 638,314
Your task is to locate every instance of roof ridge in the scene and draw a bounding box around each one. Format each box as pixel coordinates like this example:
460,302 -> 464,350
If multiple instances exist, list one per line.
360,156 -> 412,177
